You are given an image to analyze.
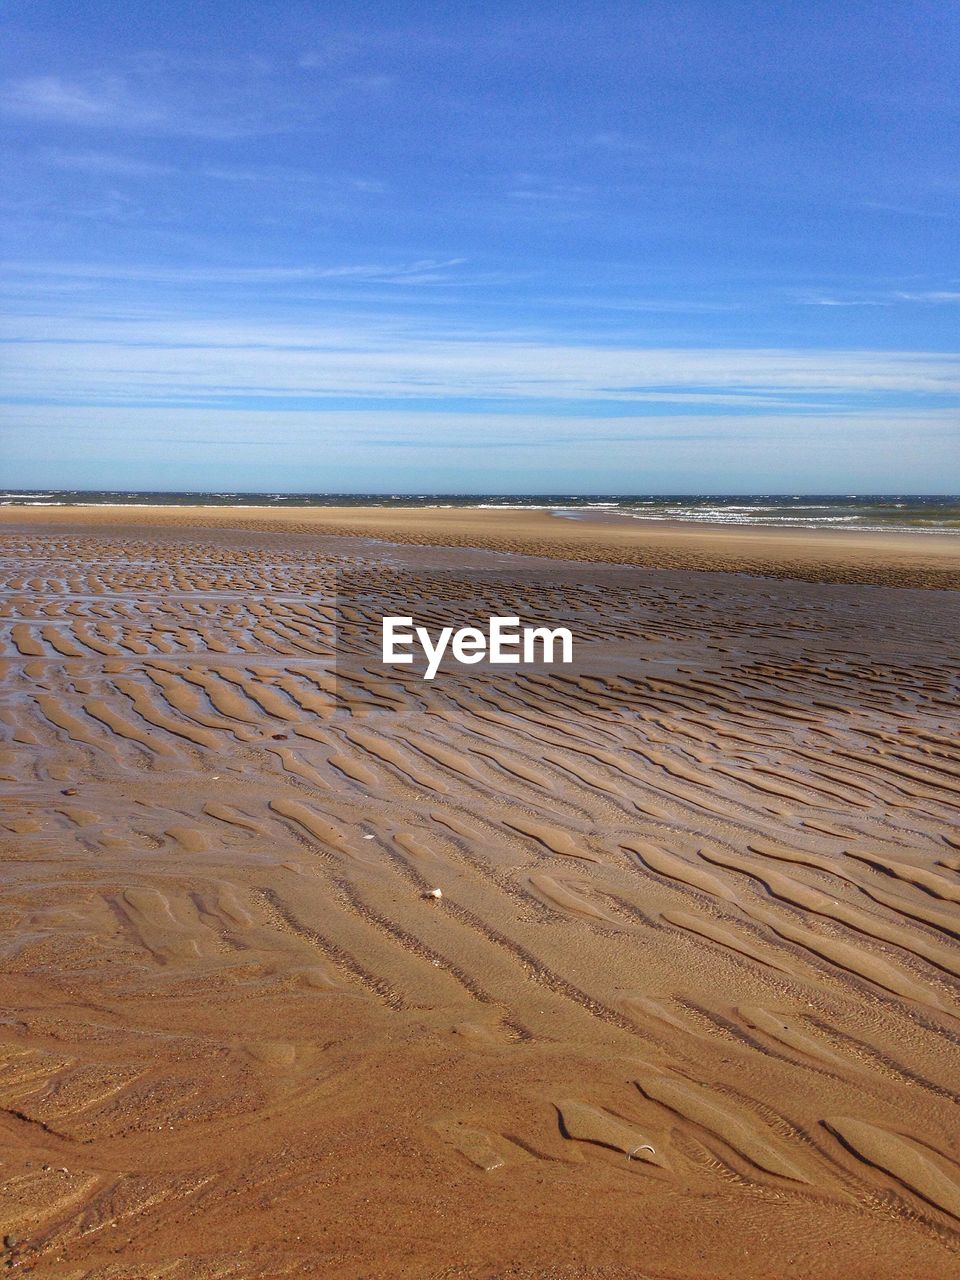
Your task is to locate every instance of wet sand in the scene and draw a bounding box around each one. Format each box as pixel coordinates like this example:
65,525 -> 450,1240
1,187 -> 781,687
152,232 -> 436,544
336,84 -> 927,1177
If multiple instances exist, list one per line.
2,509 -> 959,1278
2,502 -> 959,589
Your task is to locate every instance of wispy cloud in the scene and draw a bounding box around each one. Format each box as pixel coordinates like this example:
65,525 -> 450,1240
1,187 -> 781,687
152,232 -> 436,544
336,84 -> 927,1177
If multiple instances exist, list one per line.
0,74 -> 281,139
894,290 -> 960,303
507,180 -> 591,203
1,76 -> 132,126
801,287 -> 960,307
801,296 -> 894,308
342,73 -> 396,93
297,36 -> 365,70
3,301 -> 959,411
0,257 -> 469,287
36,151 -> 385,194
43,148 -> 176,177
579,131 -> 647,153
197,165 -> 317,184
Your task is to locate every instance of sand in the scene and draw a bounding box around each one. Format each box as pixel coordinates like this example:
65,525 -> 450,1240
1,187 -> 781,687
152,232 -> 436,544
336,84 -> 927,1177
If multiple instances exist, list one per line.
1,508 -> 959,1279
2,503 -> 959,589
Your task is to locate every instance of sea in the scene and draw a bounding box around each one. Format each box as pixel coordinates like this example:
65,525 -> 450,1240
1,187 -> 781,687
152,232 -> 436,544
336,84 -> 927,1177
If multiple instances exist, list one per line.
2,492 -> 958,534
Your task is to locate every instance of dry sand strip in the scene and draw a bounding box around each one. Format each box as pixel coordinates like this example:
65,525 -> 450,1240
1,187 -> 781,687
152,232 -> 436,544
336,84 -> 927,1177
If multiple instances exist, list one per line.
1,513 -> 959,1279
2,502 -> 960,589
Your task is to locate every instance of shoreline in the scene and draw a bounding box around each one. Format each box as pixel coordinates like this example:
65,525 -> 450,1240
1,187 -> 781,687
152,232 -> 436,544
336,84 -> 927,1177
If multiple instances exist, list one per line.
4,502 -> 960,590
4,499 -> 959,536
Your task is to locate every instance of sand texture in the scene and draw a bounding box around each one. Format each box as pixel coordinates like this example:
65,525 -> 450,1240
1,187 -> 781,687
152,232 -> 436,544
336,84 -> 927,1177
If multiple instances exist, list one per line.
1,512 -> 959,1278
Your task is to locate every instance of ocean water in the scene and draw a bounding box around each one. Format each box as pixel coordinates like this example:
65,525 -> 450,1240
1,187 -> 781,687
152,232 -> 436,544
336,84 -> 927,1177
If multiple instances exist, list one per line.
2,491 -> 959,533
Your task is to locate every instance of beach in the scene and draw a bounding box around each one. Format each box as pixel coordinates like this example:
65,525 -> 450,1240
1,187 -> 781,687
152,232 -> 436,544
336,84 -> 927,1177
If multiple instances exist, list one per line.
2,506 -> 959,1278
2,502 -> 958,590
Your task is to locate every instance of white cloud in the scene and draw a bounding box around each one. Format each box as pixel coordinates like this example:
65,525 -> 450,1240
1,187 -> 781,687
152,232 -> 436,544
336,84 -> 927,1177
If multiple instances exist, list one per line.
2,311 -> 959,407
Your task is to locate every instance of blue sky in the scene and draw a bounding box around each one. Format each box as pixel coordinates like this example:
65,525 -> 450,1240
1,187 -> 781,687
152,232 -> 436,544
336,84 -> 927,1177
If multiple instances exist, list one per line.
1,1 -> 958,492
